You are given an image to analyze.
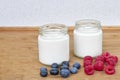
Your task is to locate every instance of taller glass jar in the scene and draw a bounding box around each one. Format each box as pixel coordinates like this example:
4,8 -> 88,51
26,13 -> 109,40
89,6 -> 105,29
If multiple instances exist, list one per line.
38,24 -> 69,65
74,19 -> 103,58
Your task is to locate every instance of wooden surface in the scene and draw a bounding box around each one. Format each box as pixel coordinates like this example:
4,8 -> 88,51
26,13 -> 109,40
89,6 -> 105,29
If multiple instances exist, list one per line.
0,27 -> 120,80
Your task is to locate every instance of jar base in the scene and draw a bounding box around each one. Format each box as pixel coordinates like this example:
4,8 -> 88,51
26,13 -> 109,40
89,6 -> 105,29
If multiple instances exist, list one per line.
39,59 -> 69,65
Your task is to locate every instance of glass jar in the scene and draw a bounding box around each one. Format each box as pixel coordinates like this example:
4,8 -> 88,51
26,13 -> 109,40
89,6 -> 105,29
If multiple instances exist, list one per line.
74,19 -> 103,58
38,24 -> 69,65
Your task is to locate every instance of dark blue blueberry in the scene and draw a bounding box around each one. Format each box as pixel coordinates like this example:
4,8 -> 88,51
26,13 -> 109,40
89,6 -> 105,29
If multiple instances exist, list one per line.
51,63 -> 59,68
61,61 -> 69,67
73,62 -> 81,69
50,68 -> 59,75
60,65 -> 69,70
40,72 -> 48,77
70,67 -> 78,74
40,67 -> 47,73
60,69 -> 70,78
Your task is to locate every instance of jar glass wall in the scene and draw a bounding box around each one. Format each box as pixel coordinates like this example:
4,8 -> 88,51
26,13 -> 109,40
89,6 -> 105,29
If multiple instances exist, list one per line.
74,19 -> 103,58
38,24 -> 70,65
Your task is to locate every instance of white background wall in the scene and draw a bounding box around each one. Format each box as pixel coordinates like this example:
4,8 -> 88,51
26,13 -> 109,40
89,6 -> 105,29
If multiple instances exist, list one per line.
0,0 -> 120,26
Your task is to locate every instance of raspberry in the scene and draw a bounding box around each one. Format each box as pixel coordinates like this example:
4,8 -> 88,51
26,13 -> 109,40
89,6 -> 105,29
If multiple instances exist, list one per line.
105,65 -> 115,75
84,60 -> 92,67
113,56 -> 118,63
95,55 -> 105,62
84,65 -> 94,75
108,56 -> 118,63
102,52 -> 110,61
84,56 -> 93,62
94,61 -> 104,71
83,52 -> 118,75
106,58 -> 116,66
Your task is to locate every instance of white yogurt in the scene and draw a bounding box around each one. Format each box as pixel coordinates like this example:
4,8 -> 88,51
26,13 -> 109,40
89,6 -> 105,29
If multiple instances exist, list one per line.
74,19 -> 103,58
38,24 -> 69,65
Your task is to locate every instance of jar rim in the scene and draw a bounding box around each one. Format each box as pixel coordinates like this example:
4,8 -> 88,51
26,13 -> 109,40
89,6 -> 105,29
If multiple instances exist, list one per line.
76,19 -> 101,26
41,23 -> 67,31
39,23 -> 68,35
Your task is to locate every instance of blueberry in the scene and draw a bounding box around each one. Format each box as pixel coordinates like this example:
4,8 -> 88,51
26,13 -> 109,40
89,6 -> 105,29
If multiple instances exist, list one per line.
60,65 -> 69,70
70,67 -> 78,74
40,72 -> 48,77
73,62 -> 81,69
51,63 -> 59,68
50,68 -> 59,75
60,69 -> 70,78
40,67 -> 47,73
61,61 -> 69,67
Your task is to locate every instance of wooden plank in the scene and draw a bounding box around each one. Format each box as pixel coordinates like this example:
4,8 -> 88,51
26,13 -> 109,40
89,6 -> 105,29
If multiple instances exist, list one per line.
0,26 -> 120,31
0,27 -> 120,80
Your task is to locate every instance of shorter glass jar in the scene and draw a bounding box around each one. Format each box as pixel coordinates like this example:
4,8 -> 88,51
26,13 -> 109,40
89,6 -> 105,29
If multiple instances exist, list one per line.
38,24 -> 69,65
74,19 -> 103,58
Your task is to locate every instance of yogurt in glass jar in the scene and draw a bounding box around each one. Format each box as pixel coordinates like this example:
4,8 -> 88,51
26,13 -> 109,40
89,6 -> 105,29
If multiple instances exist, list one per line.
74,19 -> 103,58
38,24 -> 69,65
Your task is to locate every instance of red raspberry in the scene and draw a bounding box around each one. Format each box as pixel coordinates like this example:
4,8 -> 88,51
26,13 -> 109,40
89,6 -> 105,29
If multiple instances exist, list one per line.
84,60 -> 92,67
84,56 -> 93,63
94,61 -> 104,71
95,55 -> 105,62
102,52 -> 110,61
108,56 -> 118,63
113,56 -> 118,63
105,65 -> 115,75
106,58 -> 116,66
84,65 -> 94,75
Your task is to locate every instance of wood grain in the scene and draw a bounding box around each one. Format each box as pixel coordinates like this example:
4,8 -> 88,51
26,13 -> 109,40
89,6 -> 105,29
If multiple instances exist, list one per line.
0,27 -> 120,80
